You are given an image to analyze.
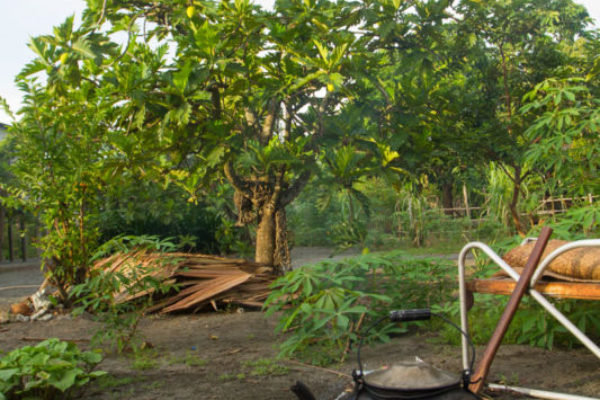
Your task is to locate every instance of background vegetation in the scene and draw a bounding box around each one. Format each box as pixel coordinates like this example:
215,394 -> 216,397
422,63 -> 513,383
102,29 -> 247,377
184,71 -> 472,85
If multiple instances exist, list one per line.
0,0 -> 599,363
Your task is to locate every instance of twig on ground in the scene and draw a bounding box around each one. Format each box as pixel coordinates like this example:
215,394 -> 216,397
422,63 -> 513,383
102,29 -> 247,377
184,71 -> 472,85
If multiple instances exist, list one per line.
283,358 -> 352,378
0,285 -> 40,292
340,312 -> 366,363
20,337 -> 89,343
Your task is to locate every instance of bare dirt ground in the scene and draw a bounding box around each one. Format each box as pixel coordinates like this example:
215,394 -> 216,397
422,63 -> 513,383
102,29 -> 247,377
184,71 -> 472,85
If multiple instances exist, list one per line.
1,250 -> 599,399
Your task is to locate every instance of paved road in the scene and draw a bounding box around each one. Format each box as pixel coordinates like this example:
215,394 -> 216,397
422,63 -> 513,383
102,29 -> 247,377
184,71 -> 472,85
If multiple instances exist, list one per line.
0,260 -> 44,305
290,246 -> 361,268
0,248 -> 468,305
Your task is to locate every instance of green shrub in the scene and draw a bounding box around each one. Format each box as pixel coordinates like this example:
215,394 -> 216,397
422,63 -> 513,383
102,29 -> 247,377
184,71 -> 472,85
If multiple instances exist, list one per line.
98,182 -> 222,254
70,235 -> 180,353
0,339 -> 106,400
265,251 -> 455,365
435,294 -> 600,350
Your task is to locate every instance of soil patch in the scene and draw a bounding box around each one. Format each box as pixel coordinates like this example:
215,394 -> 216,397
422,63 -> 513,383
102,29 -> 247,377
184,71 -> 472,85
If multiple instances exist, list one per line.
0,312 -> 598,399
1,252 -> 598,399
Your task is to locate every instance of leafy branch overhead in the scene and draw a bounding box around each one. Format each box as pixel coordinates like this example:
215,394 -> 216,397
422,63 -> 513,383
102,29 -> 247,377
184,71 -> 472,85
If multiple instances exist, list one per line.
4,0 -> 599,284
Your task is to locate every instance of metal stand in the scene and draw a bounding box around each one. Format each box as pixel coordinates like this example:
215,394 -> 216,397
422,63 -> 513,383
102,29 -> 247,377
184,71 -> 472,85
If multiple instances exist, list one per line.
457,238 -> 600,400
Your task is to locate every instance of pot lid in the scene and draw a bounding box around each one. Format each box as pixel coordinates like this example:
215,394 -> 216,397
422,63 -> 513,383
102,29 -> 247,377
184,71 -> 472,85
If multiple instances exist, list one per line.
363,359 -> 461,390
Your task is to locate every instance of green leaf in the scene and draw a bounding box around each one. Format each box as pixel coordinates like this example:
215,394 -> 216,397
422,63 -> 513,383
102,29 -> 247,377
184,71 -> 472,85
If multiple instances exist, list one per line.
205,146 -> 225,168
172,61 -> 193,93
313,40 -> 329,63
288,71 -> 326,92
336,314 -> 350,329
80,351 -> 102,365
0,368 -> 19,381
27,37 -> 51,65
71,37 -> 96,59
89,370 -> 108,378
50,368 -> 80,392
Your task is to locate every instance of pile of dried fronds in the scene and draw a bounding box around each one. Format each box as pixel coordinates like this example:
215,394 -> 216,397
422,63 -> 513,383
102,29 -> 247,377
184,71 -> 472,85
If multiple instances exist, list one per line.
93,251 -> 276,313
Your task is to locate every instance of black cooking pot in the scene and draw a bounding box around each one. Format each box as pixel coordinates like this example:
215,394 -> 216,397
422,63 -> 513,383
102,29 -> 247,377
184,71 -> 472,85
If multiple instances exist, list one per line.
349,309 -> 480,400
290,309 -> 481,400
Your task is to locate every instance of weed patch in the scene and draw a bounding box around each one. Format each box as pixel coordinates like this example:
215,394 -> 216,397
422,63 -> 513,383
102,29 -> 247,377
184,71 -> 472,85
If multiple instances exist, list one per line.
130,349 -> 160,371
242,358 -> 289,377
167,352 -> 208,367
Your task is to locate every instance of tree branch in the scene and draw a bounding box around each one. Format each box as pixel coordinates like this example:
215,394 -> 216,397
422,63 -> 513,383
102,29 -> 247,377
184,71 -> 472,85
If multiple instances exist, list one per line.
244,107 -> 259,134
499,40 -> 513,135
95,0 -> 108,27
210,86 -> 222,120
223,161 -> 252,198
281,170 -> 311,207
283,102 -> 292,140
496,162 -> 516,184
271,167 -> 286,206
260,99 -> 279,143
313,90 -> 333,138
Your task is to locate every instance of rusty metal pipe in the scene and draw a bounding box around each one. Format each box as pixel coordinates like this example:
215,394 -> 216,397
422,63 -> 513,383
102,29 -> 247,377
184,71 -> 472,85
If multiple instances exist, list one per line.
469,226 -> 553,393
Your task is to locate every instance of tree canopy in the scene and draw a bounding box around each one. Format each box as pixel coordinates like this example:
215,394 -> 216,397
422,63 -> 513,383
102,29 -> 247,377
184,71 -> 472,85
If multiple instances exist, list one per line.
1,0 -> 598,285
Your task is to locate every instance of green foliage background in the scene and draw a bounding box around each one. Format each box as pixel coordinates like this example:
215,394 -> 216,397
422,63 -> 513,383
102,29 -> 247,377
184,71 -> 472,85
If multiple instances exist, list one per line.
0,0 -> 599,367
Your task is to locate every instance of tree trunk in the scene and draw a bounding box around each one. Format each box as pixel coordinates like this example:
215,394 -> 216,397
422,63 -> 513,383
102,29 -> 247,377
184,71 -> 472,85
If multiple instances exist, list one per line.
224,163 -> 310,275
274,209 -> 290,274
255,203 -> 276,267
255,202 -> 291,275
441,182 -> 454,216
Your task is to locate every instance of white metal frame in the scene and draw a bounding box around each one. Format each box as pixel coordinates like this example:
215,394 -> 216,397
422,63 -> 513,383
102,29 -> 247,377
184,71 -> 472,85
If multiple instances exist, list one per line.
457,239 -> 600,400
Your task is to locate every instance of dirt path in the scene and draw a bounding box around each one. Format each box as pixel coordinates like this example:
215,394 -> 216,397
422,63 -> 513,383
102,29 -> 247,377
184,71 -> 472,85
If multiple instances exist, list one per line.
0,312 -> 598,399
0,251 -> 599,399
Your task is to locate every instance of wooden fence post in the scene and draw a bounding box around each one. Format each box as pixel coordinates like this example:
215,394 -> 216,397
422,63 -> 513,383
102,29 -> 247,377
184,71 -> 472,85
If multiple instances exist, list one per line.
462,184 -> 471,219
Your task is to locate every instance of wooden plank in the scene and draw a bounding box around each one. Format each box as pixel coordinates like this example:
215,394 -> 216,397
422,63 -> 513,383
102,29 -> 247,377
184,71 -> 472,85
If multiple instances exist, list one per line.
162,273 -> 251,313
176,255 -> 249,265
176,269 -> 246,278
182,263 -> 244,270
116,278 -> 177,303
161,274 -> 250,312
221,299 -> 265,308
144,281 -> 216,312
467,278 -> 600,300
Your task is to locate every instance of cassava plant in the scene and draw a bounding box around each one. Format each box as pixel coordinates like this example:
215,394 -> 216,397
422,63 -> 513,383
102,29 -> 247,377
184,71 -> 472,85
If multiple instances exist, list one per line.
265,251 -> 455,365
